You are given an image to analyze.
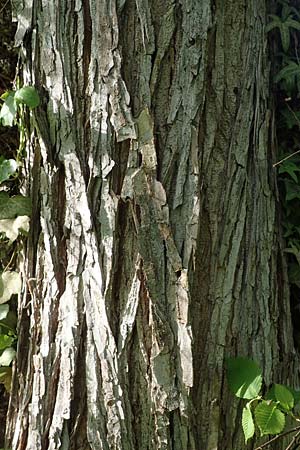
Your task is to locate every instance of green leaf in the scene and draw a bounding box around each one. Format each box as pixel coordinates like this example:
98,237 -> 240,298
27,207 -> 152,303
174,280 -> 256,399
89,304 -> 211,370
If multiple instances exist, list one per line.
254,401 -> 285,436
226,357 -> 263,399
284,179 -> 300,201
266,15 -> 282,33
267,384 -> 295,411
279,23 -> 290,52
15,86 -> 40,108
0,305 -> 9,321
274,384 -> 294,411
0,92 -> 17,127
0,347 -> 16,366
0,335 -> 14,350
0,366 -> 12,391
0,192 -> 32,219
285,18 -> 300,31
275,61 -> 300,85
0,271 -> 22,304
0,159 -> 17,184
242,403 -> 255,443
287,387 -> 300,406
279,161 -> 300,183
0,311 -> 17,333
0,215 -> 30,242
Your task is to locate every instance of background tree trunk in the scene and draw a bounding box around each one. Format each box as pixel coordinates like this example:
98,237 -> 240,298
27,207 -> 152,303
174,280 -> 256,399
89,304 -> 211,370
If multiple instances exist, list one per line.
5,0 -> 299,449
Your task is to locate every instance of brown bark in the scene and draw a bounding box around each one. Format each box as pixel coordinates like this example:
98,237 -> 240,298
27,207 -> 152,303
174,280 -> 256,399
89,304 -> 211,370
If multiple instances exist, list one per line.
5,0 -> 299,449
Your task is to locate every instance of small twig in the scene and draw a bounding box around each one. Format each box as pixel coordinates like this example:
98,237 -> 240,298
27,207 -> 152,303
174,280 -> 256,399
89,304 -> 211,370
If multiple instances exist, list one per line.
254,426 -> 300,450
273,149 -> 300,168
285,429 -> 300,450
0,0 -> 10,15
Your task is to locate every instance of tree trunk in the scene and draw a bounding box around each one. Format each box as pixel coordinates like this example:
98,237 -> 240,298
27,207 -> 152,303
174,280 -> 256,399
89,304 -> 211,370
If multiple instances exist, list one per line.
5,0 -> 299,449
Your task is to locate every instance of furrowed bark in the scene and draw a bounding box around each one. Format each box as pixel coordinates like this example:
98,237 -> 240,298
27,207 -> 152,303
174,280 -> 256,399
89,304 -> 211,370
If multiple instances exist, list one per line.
5,0 -> 299,449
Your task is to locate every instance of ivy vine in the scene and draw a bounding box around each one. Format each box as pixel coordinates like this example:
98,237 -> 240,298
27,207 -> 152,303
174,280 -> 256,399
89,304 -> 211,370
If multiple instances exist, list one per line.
0,84 -> 39,391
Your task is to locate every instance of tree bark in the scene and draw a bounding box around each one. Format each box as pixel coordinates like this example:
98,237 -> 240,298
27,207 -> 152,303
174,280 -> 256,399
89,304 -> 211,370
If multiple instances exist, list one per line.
5,0 -> 299,449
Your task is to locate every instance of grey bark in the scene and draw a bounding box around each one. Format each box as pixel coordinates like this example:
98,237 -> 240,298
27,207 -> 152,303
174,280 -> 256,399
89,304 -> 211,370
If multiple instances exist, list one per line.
5,0 -> 299,449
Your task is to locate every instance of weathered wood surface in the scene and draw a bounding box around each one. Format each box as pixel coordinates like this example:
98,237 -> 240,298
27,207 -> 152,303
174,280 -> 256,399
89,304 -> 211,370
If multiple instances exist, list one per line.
6,0 -> 298,449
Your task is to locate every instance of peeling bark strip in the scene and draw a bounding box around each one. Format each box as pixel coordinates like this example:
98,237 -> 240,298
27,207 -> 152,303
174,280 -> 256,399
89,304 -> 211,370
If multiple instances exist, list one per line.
6,0 -> 299,449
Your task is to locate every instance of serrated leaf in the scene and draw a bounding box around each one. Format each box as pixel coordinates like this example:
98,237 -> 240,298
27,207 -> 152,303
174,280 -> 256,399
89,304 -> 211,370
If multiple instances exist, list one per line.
242,404 -> 255,443
15,86 -> 40,108
0,92 -> 16,127
226,357 -> 263,399
0,159 -> 17,184
0,215 -> 30,242
274,384 -> 294,410
0,305 -> 9,320
0,192 -> 32,219
0,271 -> 22,304
255,401 -> 285,436
0,347 -> 16,366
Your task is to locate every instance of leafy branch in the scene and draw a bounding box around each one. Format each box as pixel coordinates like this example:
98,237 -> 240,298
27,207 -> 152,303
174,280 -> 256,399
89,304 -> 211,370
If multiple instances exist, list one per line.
226,357 -> 300,448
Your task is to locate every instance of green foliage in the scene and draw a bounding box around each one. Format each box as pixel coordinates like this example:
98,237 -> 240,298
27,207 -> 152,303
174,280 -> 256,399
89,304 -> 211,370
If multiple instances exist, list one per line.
0,84 -> 39,391
226,357 -> 262,399
254,401 -> 285,436
268,1 -> 300,352
242,404 -> 255,443
0,92 -> 16,127
266,1 -> 300,52
0,157 -> 17,184
275,61 -> 300,93
0,192 -> 31,220
226,357 -> 300,446
15,86 -> 40,108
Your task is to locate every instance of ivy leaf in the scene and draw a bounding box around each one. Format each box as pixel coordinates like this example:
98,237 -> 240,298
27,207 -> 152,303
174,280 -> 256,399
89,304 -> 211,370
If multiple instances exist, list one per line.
0,159 -> 17,184
254,401 -> 285,436
242,403 -> 255,443
226,357 -> 262,399
15,86 -> 40,109
0,335 -> 14,351
0,192 -> 32,219
0,271 -> 22,305
0,92 -> 16,127
0,305 -> 9,321
0,347 -> 16,366
0,215 -> 30,242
